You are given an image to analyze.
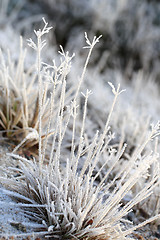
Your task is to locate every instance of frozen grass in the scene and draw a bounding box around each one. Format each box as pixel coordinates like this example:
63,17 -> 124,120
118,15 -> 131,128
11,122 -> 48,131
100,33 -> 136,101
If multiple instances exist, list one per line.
80,69 -> 160,153
0,20 -> 160,240
0,33 -> 54,152
1,134 -> 160,240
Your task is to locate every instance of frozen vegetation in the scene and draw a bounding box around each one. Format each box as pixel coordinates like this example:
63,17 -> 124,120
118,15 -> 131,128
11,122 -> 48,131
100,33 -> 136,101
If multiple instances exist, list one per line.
0,0 -> 160,239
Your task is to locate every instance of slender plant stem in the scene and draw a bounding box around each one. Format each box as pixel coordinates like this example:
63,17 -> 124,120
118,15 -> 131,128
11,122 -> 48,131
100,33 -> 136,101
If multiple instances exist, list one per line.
37,36 -> 42,170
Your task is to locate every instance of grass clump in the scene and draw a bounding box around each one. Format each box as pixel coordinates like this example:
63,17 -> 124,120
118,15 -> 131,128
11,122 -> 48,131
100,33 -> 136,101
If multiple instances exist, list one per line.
0,34 -> 52,153
0,19 -> 160,240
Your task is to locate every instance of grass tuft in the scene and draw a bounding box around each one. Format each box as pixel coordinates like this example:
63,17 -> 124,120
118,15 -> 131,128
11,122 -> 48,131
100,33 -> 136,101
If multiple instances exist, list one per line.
0,19 -> 160,240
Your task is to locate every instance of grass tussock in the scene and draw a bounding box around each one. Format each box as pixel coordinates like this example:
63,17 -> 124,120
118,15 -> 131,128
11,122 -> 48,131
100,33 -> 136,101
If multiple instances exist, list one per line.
0,35 -> 52,153
0,19 -> 160,240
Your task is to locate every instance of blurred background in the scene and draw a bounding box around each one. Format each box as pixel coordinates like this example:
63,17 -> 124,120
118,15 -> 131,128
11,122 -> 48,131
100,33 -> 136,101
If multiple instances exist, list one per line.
1,0 -> 160,81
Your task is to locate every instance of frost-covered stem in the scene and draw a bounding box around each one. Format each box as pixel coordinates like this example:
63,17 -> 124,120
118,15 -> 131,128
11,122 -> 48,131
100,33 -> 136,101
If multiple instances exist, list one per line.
96,144 -> 127,187
74,34 -> 102,108
70,101 -> 77,161
49,113 -> 59,166
53,56 -> 70,167
27,18 -> 52,168
49,79 -> 66,168
49,50 -> 72,166
42,81 -> 56,163
118,117 -> 126,152
48,78 -> 59,167
37,36 -> 43,170
101,84 -> 120,140
64,159 -> 69,200
54,80 -> 66,171
71,35 -> 101,158
12,137 -> 27,153
74,48 -> 92,102
79,131 -> 99,178
78,193 -> 97,230
90,85 -> 122,173
73,90 -> 90,175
